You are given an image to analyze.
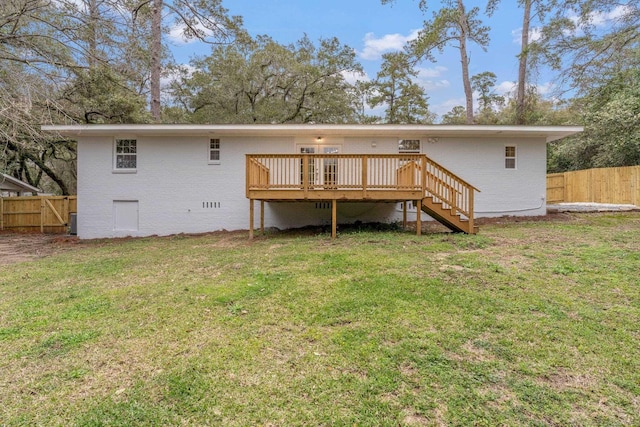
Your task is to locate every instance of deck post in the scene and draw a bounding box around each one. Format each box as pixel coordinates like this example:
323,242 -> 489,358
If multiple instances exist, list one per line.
416,199 -> 422,236
421,155 -> 427,194
332,199 -> 337,239
468,190 -> 474,233
245,155 -> 250,198
260,200 -> 265,235
403,201 -> 407,229
249,199 -> 254,239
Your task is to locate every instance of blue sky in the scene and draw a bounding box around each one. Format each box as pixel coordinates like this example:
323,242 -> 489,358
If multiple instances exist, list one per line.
168,0 -> 552,120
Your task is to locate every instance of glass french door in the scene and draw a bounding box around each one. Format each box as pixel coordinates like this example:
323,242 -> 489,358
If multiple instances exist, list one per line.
298,145 -> 340,188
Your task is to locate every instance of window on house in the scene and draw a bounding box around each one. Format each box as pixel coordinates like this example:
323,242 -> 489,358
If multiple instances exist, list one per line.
115,139 -> 137,170
399,139 -> 421,153
505,146 -> 516,169
209,138 -> 220,163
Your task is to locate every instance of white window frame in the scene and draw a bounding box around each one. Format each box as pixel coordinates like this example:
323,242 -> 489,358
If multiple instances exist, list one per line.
398,139 -> 421,154
209,138 -> 221,164
113,138 -> 137,173
505,145 -> 517,169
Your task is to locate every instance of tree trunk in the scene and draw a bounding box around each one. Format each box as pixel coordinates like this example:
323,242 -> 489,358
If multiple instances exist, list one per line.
457,0 -> 474,124
150,0 -> 162,122
516,0 -> 532,125
87,0 -> 98,69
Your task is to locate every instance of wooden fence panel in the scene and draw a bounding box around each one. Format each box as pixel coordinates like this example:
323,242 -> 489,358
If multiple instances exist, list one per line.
547,166 -> 640,205
0,196 -> 77,233
546,173 -> 565,203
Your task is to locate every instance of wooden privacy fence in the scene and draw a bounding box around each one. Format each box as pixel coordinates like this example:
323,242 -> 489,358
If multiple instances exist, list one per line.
0,196 -> 77,233
547,166 -> 640,205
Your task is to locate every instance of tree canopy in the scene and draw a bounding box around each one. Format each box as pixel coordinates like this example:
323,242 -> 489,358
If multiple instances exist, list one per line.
171,35 -> 363,124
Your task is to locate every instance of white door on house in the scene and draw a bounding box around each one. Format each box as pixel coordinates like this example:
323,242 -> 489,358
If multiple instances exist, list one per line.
298,145 -> 340,187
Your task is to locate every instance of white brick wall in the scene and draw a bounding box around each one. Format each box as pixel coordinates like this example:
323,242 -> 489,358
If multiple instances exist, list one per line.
77,134 -> 547,238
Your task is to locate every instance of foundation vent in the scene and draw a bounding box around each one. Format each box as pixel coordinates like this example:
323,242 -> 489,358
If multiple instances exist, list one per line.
398,201 -> 418,212
203,202 -> 221,209
315,202 -> 331,209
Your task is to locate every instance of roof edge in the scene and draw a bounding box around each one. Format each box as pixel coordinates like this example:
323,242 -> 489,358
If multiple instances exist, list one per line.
1,173 -> 42,193
42,124 -> 583,141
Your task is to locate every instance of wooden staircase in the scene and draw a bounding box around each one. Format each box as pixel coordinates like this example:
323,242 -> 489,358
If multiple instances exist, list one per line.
420,157 -> 480,234
421,196 -> 478,234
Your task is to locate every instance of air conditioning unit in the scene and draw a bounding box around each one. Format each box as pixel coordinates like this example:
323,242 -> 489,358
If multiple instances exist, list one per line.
70,213 -> 77,235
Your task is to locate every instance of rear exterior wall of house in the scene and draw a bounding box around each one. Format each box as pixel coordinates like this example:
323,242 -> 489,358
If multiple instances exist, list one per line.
77,134 -> 546,238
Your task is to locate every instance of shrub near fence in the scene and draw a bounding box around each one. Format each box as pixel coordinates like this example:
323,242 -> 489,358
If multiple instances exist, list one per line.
547,166 -> 640,205
0,196 -> 77,233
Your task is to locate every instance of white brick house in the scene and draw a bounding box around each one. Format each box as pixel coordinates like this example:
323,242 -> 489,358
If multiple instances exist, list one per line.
43,124 -> 581,239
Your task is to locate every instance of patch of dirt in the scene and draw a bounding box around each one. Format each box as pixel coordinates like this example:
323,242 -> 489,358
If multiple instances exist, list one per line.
0,232 -> 80,265
538,369 -> 598,391
402,412 -> 430,426
474,211 -> 576,225
259,213 -> 578,237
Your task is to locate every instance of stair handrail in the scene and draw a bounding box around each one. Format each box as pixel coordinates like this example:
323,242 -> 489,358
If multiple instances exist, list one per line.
424,157 -> 480,193
423,156 -> 480,220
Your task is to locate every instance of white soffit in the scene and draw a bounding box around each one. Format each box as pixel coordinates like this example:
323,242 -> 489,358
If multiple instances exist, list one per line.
42,124 -> 583,142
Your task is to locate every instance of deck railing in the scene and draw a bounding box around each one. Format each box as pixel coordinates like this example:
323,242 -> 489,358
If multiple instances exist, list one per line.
424,157 -> 478,219
246,153 -> 478,219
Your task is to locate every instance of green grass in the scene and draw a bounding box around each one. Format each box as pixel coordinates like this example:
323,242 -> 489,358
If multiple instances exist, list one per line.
1,212 -> 639,426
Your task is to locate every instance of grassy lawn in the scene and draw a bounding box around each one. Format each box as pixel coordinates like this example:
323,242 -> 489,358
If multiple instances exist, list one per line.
1,212 -> 639,426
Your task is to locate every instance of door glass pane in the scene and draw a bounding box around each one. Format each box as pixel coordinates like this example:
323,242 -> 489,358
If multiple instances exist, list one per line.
323,147 -> 339,187
298,145 -> 340,187
300,146 -> 316,185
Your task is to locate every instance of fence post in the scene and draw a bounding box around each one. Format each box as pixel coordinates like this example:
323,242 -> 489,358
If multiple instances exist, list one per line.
40,196 -> 45,233
0,197 -> 3,231
64,196 -> 69,226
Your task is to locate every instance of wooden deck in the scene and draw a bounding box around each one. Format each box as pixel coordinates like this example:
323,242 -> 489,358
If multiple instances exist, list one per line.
246,154 -> 479,237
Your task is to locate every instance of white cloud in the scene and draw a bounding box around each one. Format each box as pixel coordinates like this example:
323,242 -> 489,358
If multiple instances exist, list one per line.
413,66 -> 450,91
433,97 -> 466,118
415,66 -> 448,79
168,22 -> 215,45
416,79 -> 451,92
341,70 -> 370,85
495,81 -> 516,96
358,29 -> 420,60
586,5 -> 632,26
564,5 -> 632,37
492,80 -> 555,97
535,82 -> 555,95
512,5 -> 631,45
53,0 -> 87,9
511,27 -> 543,44
161,64 -> 196,90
